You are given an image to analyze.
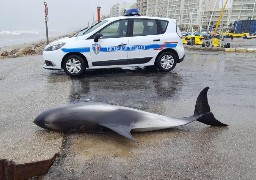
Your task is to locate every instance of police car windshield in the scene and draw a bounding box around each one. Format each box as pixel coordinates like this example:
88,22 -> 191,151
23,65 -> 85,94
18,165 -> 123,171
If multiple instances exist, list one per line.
76,20 -> 108,36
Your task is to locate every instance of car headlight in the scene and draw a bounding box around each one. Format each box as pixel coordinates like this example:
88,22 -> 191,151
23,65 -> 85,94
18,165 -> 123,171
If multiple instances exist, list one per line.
45,42 -> 66,51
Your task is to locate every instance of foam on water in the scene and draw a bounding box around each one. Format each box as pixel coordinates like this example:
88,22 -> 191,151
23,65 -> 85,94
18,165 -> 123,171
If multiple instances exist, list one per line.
0,30 -> 42,36
0,30 -> 71,48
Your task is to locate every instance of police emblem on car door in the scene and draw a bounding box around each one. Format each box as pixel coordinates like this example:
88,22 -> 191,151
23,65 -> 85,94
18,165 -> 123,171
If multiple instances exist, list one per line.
92,43 -> 101,55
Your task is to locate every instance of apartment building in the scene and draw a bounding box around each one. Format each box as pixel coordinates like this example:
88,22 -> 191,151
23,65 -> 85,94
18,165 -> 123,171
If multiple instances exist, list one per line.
146,0 -> 168,17
137,0 -> 205,29
137,0 -> 147,15
179,0 -> 205,29
205,0 -> 256,28
110,2 -> 135,17
137,0 -> 256,30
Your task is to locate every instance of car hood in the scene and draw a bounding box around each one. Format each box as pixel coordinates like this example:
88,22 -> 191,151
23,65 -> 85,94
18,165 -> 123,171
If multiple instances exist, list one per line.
49,36 -> 77,45
43,36 -> 78,50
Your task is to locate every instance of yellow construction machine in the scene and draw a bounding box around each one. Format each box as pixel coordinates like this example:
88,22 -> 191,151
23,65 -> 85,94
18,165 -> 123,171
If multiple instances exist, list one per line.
182,36 -> 188,44
212,36 -> 221,47
186,36 -> 204,45
211,0 -> 230,48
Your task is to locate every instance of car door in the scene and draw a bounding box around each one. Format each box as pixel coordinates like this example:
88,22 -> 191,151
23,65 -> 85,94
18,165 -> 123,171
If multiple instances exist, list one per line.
90,19 -> 129,67
127,18 -> 164,65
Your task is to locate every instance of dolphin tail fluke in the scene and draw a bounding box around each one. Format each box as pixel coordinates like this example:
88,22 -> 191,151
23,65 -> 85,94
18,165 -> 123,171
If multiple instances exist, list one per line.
197,112 -> 228,126
194,87 -> 228,126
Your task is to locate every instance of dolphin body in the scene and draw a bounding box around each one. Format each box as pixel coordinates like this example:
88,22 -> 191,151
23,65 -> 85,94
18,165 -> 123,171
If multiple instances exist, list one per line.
34,87 -> 228,141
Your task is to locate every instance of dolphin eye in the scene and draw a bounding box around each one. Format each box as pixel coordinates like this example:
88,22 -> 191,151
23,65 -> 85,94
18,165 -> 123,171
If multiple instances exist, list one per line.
45,121 -> 50,126
79,126 -> 86,132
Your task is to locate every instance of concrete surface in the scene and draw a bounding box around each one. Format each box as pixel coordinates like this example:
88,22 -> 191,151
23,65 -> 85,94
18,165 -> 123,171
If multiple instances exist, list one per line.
0,50 -> 256,179
0,55 -> 68,163
185,46 -> 256,53
225,38 -> 256,49
185,38 -> 256,53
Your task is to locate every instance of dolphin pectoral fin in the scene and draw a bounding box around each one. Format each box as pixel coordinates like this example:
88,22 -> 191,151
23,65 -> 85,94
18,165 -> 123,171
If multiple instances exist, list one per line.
99,123 -> 136,142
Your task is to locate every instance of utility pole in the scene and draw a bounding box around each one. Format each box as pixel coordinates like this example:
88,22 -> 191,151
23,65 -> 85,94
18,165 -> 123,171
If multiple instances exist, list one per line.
97,7 -> 101,23
44,2 -> 49,44
166,0 -> 170,18
207,0 -> 218,32
198,0 -> 203,31
238,3 -> 243,20
252,0 -> 256,19
154,0 -> 158,16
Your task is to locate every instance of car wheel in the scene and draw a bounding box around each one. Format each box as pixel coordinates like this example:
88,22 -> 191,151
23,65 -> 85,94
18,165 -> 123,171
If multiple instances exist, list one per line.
63,55 -> 86,77
155,52 -> 177,72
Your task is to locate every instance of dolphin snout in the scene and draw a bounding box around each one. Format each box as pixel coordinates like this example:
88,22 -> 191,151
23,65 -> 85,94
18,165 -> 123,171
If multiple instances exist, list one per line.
34,112 -> 48,129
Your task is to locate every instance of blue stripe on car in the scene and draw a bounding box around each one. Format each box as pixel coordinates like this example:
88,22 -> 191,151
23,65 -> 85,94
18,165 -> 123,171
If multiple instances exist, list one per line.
62,47 -> 90,53
165,44 -> 178,48
61,43 -> 177,53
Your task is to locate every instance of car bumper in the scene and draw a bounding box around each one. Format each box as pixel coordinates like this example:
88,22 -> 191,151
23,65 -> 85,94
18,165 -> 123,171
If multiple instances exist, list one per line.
43,50 -> 64,70
177,55 -> 185,63
43,63 -> 62,70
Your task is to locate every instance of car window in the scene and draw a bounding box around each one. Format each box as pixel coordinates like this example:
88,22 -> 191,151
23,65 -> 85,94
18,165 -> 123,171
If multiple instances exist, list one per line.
133,19 -> 158,36
76,20 -> 108,37
99,20 -> 128,39
159,20 -> 168,34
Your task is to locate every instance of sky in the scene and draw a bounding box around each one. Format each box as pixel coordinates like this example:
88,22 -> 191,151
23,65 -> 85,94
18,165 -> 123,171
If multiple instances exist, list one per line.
0,0 -> 136,33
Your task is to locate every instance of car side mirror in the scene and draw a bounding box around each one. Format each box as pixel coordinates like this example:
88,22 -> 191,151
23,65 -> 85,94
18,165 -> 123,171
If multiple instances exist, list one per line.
94,33 -> 103,42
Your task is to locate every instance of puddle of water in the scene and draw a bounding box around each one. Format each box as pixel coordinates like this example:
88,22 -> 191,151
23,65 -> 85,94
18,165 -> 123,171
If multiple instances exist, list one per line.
67,69 -> 183,111
71,134 -> 135,159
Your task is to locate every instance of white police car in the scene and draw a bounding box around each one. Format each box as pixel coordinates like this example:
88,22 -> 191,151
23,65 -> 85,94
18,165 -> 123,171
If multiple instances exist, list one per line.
43,9 -> 185,77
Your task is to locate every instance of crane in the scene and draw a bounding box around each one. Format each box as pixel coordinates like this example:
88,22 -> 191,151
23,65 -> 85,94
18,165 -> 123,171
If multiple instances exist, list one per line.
210,0 -> 231,48
213,0 -> 229,35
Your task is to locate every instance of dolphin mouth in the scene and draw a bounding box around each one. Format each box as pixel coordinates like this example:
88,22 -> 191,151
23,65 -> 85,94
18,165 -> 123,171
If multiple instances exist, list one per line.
34,118 -> 53,130
34,117 -> 45,129
34,114 -> 61,131
34,112 -> 49,129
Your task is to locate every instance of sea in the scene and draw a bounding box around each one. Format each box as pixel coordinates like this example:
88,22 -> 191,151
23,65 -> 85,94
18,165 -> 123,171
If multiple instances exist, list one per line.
0,30 -> 72,50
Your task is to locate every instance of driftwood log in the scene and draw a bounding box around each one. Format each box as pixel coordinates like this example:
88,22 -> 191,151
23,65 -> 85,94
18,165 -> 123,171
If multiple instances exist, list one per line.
0,154 -> 58,180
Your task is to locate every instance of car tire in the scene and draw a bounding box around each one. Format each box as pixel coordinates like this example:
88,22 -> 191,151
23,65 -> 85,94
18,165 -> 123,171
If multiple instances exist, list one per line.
155,52 -> 177,72
63,55 -> 86,77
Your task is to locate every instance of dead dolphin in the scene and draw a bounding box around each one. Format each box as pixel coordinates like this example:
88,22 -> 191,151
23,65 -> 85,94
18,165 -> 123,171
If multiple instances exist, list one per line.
34,87 -> 228,141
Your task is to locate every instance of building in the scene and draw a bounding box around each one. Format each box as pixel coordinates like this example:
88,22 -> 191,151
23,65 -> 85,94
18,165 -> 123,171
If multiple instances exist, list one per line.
110,2 -> 135,17
203,0 -> 256,29
145,0 -> 168,17
137,0 -> 169,17
137,0 -> 205,30
137,0 -> 147,15
137,0 -> 256,31
178,0 -> 205,30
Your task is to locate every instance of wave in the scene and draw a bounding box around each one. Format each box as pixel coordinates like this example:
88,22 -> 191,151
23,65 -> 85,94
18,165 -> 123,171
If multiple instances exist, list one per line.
0,30 -> 42,36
